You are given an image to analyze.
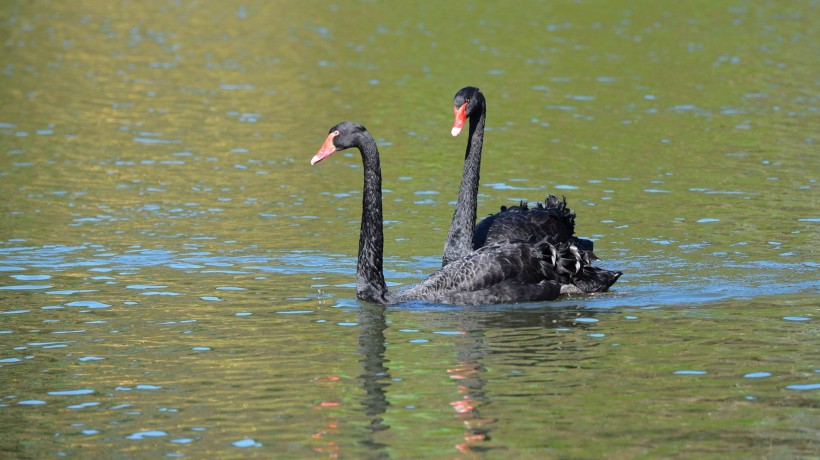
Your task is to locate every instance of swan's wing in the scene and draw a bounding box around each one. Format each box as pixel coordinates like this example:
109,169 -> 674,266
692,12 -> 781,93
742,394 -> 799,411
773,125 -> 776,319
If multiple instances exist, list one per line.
422,280 -> 561,305
474,195 -> 592,250
395,241 -> 563,304
396,238 -> 619,305
474,211 -> 547,246
412,242 -> 554,296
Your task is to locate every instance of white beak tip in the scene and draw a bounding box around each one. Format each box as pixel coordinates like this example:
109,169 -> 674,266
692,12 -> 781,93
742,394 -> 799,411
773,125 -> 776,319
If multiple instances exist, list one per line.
451,127 -> 462,137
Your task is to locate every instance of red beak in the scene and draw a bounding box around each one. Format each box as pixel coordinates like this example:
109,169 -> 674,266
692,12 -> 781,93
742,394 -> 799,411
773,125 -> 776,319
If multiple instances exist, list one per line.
311,131 -> 339,165
451,102 -> 467,136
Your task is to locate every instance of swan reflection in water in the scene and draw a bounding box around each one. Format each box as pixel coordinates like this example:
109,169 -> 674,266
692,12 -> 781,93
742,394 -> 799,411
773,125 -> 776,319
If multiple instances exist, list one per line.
350,303 -> 603,455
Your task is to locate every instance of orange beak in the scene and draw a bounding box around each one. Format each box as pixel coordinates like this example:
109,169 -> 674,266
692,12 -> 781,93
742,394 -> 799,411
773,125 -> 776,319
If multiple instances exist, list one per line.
451,102 -> 467,136
311,131 -> 339,165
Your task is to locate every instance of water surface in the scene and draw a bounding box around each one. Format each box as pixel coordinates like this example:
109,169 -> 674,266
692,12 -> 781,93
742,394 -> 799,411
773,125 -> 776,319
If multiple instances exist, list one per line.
1,1 -> 817,458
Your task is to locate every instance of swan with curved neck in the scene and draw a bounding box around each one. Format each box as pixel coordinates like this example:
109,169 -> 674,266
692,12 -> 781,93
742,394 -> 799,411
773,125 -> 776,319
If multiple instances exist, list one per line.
442,88 -> 486,267
443,86 -> 620,292
311,121 -> 606,305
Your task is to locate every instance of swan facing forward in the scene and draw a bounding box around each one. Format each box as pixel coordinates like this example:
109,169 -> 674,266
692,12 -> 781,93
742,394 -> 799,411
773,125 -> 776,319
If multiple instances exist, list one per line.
311,122 -> 620,305
443,86 -> 618,293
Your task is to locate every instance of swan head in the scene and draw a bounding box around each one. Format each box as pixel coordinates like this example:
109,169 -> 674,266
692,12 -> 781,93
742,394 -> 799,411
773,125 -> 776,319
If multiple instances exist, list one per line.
451,86 -> 483,136
311,122 -> 368,165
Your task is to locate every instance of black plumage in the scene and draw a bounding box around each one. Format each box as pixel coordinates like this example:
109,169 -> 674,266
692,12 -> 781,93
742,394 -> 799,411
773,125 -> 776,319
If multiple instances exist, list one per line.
443,87 -> 620,293
473,195 -> 593,251
311,122 -> 609,305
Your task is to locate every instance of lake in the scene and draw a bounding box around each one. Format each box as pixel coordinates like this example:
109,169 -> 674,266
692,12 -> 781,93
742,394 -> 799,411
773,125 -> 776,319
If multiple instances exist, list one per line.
0,0 -> 817,458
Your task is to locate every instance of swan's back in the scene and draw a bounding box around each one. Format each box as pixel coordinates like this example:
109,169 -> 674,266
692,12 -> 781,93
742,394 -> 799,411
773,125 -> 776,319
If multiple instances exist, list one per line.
473,195 -> 594,251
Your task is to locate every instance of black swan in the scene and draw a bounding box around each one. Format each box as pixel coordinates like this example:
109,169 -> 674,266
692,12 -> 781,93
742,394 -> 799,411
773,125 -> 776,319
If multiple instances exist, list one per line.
311,121 -> 607,305
443,86 -> 621,292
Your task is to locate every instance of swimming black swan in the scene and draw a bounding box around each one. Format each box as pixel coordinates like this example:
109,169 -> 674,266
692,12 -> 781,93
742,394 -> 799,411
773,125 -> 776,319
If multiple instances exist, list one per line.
311,121 -> 607,305
443,86 -> 621,292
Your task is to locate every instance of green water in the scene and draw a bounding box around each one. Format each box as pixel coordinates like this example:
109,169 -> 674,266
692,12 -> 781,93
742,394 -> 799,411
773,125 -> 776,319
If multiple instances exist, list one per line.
0,1 -> 817,458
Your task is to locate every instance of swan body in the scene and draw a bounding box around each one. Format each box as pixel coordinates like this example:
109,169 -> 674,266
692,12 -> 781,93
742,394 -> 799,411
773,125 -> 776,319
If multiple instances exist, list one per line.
473,195 -> 593,252
443,87 -> 620,292
311,121 -> 609,305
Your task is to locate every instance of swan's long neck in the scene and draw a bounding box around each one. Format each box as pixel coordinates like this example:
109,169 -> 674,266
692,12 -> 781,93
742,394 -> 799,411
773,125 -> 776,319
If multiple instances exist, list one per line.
442,102 -> 485,266
357,137 -> 390,303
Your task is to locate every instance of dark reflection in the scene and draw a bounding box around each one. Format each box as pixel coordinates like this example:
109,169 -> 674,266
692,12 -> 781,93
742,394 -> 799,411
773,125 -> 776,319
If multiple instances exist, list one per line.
354,302 -> 605,455
356,304 -> 391,454
449,329 -> 496,454
421,303 -> 603,329
436,305 -> 602,454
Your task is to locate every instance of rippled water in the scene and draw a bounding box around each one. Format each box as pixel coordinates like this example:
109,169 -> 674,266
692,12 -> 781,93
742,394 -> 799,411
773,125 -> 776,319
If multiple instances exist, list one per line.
1,1 -> 818,458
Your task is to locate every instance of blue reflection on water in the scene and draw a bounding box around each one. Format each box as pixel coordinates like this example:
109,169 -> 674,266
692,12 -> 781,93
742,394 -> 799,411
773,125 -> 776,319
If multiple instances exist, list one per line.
1,241 -> 817,312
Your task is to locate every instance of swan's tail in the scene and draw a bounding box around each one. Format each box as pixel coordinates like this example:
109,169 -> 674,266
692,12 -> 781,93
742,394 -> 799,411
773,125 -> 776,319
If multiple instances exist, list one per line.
573,266 -> 623,293
537,237 -> 621,293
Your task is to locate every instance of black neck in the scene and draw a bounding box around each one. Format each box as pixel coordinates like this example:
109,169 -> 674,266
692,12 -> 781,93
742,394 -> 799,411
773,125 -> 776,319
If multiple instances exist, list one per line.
356,136 -> 389,303
442,103 -> 485,266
